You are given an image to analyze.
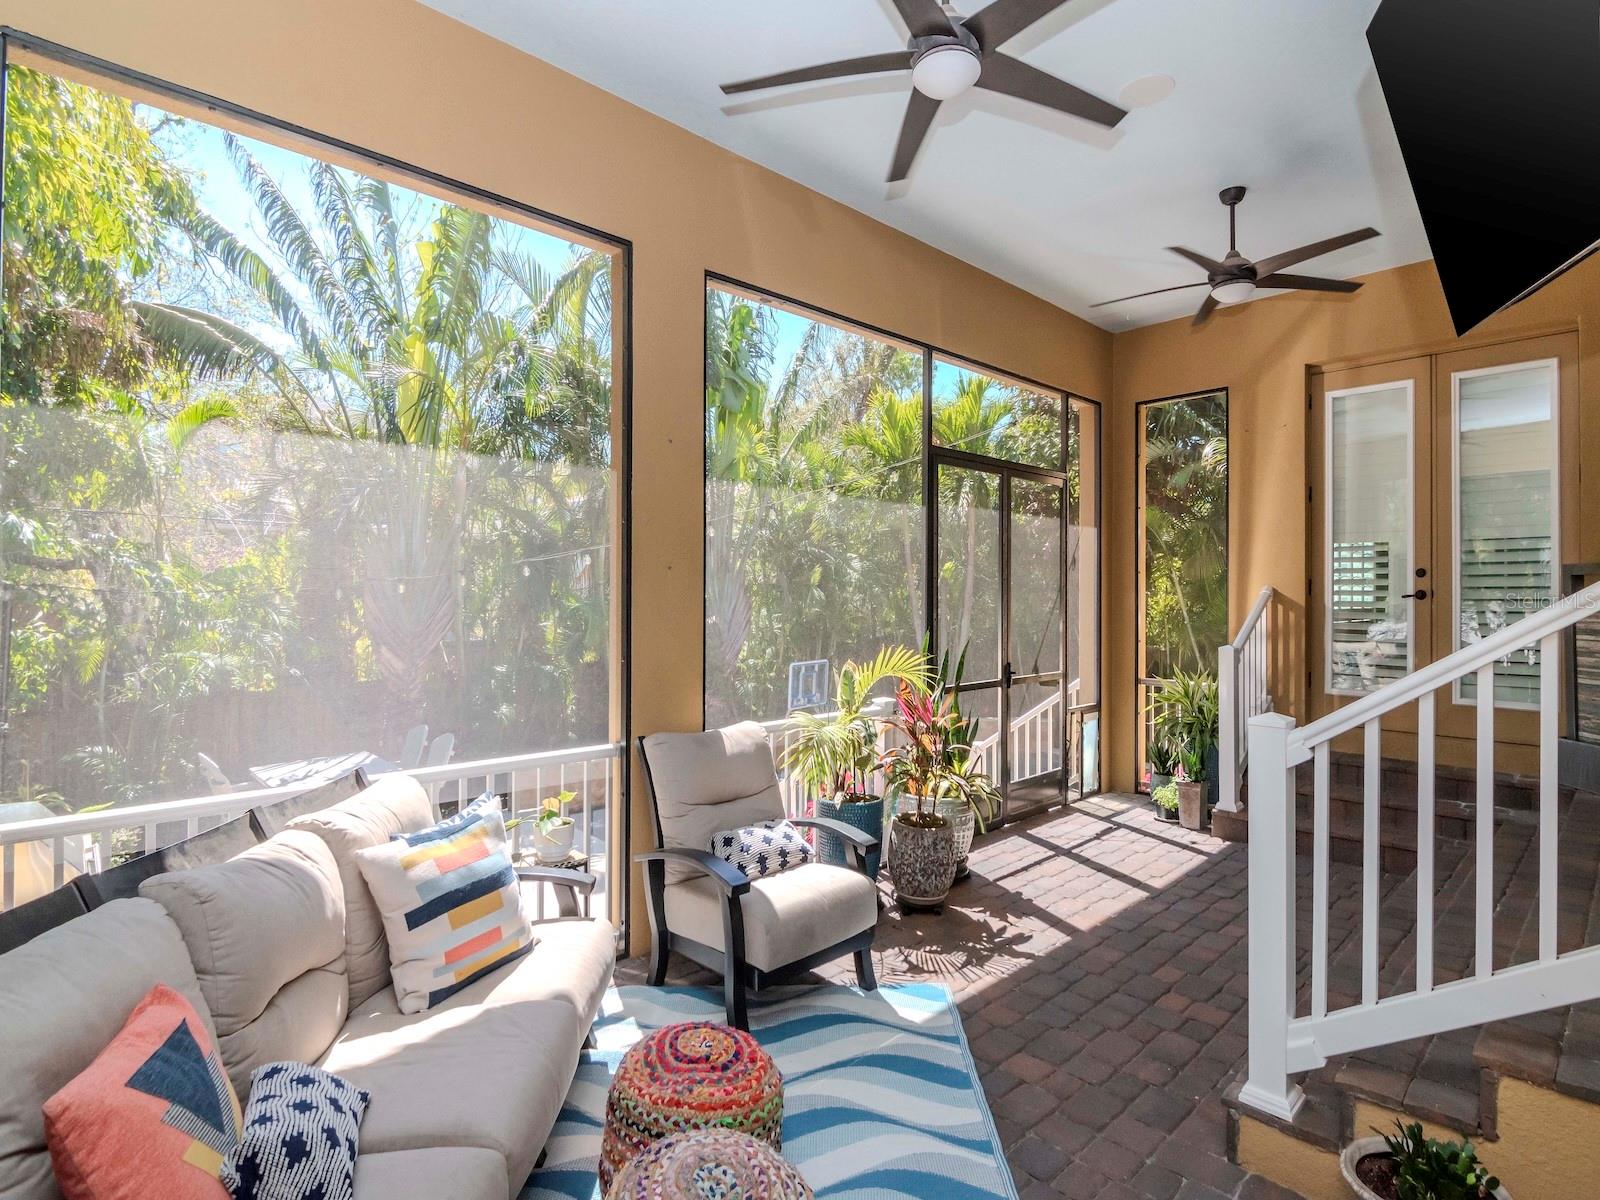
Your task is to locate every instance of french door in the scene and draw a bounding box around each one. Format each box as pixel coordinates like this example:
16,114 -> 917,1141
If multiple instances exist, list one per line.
1310,333 -> 1577,755
931,456 -> 1072,821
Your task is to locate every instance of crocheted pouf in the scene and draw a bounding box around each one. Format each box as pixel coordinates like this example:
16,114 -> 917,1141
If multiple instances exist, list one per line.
607,1128 -> 812,1200
598,1022 -> 783,1194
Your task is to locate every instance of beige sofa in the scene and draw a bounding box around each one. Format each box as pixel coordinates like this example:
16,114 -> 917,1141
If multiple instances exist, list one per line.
0,775 -> 615,1200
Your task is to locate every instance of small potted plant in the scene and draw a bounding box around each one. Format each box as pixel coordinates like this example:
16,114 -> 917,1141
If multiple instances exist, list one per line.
1152,781 -> 1180,823
781,647 -> 929,880
1148,728 -> 1180,794
1162,670 -> 1219,829
1175,747 -> 1207,831
1341,1121 -> 1510,1199
531,790 -> 578,864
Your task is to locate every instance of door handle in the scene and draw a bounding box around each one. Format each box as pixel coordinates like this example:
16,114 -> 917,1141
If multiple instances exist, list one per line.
1402,589 -> 1429,601
1003,662 -> 1015,688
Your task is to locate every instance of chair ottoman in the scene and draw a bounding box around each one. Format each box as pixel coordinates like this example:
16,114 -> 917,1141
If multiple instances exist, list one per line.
598,1022 -> 782,1193
607,1128 -> 812,1199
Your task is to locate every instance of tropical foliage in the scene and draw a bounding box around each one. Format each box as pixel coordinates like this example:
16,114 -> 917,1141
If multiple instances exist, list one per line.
0,66 -> 616,811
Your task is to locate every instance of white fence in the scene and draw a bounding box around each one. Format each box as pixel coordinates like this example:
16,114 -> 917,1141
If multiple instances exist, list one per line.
1218,587 -> 1276,814
1240,581 -> 1600,1122
0,743 -> 621,924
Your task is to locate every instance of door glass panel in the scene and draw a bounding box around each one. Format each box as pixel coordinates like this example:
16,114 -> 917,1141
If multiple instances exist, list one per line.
1008,677 -> 1063,787
1328,385 -> 1412,694
937,466 -> 1002,680
1456,362 -> 1556,705
1010,480 -> 1064,676
932,358 -> 1063,470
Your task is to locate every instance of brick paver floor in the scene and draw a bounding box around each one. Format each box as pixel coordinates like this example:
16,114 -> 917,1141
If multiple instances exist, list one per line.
618,793 -> 1305,1200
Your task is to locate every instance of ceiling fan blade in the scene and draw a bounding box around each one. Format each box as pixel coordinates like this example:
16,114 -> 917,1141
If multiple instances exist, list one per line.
889,90 -> 942,182
890,0 -> 957,38
1090,282 -> 1209,308
965,0 -> 1074,53
1192,294 -> 1219,327
722,51 -> 914,95
1250,228 -> 1379,278
1256,273 -> 1362,294
976,55 -> 1126,128
1168,246 -> 1227,275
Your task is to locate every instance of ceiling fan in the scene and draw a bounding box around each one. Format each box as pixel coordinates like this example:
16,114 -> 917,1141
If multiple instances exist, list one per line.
720,0 -> 1127,183
1094,187 -> 1381,325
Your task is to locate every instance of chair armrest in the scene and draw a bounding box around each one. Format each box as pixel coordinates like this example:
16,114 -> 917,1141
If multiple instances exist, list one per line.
515,865 -> 597,919
789,817 -> 878,851
634,848 -> 751,895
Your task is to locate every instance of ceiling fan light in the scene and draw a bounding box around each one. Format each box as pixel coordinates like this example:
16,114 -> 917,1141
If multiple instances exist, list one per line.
912,45 -> 982,101
1210,278 -> 1257,305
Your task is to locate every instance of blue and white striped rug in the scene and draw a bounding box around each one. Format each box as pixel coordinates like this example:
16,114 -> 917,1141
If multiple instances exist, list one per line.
520,983 -> 1019,1200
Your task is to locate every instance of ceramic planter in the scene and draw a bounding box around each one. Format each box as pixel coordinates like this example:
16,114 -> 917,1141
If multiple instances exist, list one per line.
814,793 -> 884,878
532,819 -> 576,863
1338,1137 -> 1511,1200
886,812 -> 956,910
897,794 -> 975,879
1177,780 -> 1205,831
1151,772 -> 1175,793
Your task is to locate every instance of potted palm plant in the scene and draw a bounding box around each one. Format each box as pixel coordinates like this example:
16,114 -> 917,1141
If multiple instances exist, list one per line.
879,674 -> 998,911
781,646 -> 929,879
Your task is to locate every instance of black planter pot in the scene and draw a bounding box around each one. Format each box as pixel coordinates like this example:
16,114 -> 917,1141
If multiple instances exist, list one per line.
813,794 -> 884,879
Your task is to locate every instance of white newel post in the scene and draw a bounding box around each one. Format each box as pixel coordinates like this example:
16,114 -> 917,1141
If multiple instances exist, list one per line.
1217,642 -> 1240,814
1238,711 -> 1306,1122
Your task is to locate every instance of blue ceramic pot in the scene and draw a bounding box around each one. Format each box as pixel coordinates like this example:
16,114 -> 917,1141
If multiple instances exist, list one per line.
813,793 -> 884,879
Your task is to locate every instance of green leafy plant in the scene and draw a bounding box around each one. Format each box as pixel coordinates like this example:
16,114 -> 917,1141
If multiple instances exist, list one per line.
1158,669 -> 1220,779
1148,727 -> 1180,778
878,645 -> 1001,832
536,790 -> 576,837
1379,1121 -> 1500,1200
781,646 -> 930,803
1152,782 -> 1179,814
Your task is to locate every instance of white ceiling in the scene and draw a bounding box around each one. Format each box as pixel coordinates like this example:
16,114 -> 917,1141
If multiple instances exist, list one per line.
419,0 -> 1434,330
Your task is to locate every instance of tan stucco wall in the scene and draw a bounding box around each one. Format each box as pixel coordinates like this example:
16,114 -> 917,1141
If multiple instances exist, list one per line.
1105,257 -> 1600,792
0,0 -> 1112,946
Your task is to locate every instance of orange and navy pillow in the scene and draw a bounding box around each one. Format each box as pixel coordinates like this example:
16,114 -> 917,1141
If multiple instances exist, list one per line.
355,793 -> 534,1013
44,983 -> 243,1200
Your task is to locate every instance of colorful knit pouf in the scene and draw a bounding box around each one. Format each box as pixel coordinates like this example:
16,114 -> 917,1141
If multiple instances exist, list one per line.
598,1022 -> 783,1194
607,1128 -> 812,1200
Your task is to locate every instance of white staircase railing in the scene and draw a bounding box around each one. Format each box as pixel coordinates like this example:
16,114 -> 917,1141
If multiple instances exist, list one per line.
1218,587 -> 1276,814
1241,581 -> 1600,1122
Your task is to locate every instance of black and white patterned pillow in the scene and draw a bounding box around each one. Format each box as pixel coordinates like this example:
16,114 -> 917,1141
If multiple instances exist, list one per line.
223,1062 -> 370,1200
710,818 -> 814,879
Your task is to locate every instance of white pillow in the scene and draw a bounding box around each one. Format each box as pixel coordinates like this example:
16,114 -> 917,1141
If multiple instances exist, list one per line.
710,818 -> 813,880
353,795 -> 533,1013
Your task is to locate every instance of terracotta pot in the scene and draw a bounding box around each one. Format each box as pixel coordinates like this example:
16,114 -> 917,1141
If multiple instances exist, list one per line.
1339,1137 -> 1511,1200
1177,780 -> 1206,831
886,812 -> 956,910
814,793 -> 883,878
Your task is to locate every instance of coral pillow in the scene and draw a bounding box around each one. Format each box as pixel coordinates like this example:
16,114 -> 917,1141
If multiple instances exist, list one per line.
44,983 -> 242,1200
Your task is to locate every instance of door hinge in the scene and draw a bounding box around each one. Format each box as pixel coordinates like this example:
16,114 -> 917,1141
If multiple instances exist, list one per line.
1307,392 -> 1313,410
1308,486 -> 1313,504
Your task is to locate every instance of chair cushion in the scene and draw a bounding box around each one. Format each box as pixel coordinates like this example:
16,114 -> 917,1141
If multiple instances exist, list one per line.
44,983 -> 242,1200
249,769 -> 369,840
78,813 -> 262,909
224,1063 -> 369,1200
711,818 -> 813,879
642,723 -> 785,883
353,794 -> 532,1014
0,898 -> 218,1200
140,831 -> 348,1099
663,862 -> 877,973
287,775 -> 435,1009
0,881 -> 87,956
318,917 -> 614,1194
350,1148 -> 508,1200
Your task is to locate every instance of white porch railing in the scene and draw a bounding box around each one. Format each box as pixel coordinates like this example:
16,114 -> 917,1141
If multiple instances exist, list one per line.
1241,581 -> 1600,1122
1218,587 -> 1276,814
761,686 -> 1069,819
0,742 -> 621,923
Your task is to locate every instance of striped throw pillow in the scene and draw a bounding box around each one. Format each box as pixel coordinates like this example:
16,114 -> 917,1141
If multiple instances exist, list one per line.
354,794 -> 534,1013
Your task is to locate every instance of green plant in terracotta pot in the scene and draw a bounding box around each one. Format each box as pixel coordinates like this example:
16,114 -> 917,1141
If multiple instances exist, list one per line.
781,645 -> 929,879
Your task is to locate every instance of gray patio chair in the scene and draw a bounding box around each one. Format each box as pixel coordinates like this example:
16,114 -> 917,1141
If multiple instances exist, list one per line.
424,731 -> 455,767
195,753 -> 236,795
636,722 -> 879,1029
398,723 -> 429,769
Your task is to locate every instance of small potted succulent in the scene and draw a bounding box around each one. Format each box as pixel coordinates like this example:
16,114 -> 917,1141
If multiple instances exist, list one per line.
1341,1122 -> 1509,1200
781,646 -> 929,879
1152,780 -> 1180,823
1148,727 -> 1180,794
531,790 -> 578,864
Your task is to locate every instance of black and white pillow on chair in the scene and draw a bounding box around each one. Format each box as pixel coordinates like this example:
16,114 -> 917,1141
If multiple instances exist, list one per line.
710,817 -> 813,880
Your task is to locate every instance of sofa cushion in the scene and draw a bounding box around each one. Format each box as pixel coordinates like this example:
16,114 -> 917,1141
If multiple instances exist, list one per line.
319,917 -> 614,1194
664,861 -> 877,972
641,723 -> 785,883
351,1148 -> 508,1200
141,830 -> 347,1098
354,794 -> 532,1014
249,768 -> 368,840
44,983 -> 241,1200
0,897 -> 217,1200
77,813 -> 262,909
288,775 -> 435,1009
